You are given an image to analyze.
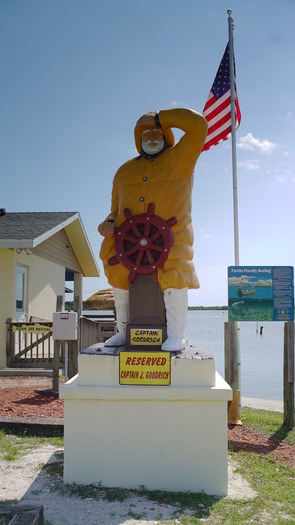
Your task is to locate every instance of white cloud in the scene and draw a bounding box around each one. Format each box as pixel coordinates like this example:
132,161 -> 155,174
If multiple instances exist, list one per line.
276,175 -> 287,183
171,100 -> 188,107
238,159 -> 260,171
199,227 -> 211,239
237,133 -> 278,154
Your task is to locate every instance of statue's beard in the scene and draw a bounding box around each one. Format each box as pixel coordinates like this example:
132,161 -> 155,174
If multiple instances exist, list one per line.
141,139 -> 165,155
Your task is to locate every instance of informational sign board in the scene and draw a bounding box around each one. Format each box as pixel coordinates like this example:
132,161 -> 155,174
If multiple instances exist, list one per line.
228,266 -> 294,321
119,351 -> 171,385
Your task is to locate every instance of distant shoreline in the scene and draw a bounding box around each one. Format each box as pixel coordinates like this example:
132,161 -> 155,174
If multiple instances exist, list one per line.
188,306 -> 228,311
65,302 -> 228,312
69,301 -> 294,313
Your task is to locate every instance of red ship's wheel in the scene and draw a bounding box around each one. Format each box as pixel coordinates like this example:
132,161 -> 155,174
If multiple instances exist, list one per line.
108,203 -> 177,283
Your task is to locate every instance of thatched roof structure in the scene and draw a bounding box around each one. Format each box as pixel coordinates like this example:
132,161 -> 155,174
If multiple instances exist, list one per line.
83,288 -> 115,310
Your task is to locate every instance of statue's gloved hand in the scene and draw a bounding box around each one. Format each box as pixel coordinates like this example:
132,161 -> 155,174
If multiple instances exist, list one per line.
98,221 -> 115,238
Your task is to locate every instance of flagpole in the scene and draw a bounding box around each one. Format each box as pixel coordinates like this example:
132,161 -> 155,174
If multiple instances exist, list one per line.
227,9 -> 240,267
227,9 -> 241,418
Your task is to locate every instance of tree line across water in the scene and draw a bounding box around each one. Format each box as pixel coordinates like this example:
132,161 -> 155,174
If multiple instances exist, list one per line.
65,301 -> 228,311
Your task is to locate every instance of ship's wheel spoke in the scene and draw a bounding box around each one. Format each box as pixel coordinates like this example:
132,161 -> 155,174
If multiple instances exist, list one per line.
150,231 -> 163,243
124,234 -> 138,245
125,245 -> 140,257
129,224 -> 142,238
136,249 -> 145,265
150,243 -> 164,253
144,222 -> 151,236
145,249 -> 156,264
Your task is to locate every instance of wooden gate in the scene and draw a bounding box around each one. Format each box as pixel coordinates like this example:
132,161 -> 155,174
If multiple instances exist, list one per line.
6,316 -> 116,368
6,320 -> 55,368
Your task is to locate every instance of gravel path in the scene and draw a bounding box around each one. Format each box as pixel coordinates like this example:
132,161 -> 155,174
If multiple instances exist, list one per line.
0,444 -> 256,525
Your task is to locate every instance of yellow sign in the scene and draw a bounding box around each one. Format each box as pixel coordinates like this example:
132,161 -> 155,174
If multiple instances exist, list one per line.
130,328 -> 163,346
13,324 -> 52,334
119,351 -> 171,386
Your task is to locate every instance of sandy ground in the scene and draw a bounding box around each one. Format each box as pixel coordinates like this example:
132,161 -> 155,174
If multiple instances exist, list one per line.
0,444 -> 257,525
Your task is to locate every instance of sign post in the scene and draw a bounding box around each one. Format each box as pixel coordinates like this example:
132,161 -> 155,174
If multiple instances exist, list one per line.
284,322 -> 294,427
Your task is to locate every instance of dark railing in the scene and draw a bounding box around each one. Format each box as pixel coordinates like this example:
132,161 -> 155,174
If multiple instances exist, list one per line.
79,315 -> 116,350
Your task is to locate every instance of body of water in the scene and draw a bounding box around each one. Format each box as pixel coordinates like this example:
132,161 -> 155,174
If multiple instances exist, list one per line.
185,310 -> 284,401
83,309 -> 287,401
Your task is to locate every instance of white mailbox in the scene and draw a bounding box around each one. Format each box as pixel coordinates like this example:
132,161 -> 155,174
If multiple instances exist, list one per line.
52,312 -> 78,341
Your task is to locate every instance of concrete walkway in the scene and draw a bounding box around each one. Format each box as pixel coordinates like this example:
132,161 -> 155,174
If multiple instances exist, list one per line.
242,397 -> 283,412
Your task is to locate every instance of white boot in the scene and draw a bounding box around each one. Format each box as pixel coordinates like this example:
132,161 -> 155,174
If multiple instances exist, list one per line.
105,288 -> 129,347
161,288 -> 188,351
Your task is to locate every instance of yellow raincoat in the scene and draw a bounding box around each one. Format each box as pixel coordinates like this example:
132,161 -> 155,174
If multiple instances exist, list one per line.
100,108 -> 208,291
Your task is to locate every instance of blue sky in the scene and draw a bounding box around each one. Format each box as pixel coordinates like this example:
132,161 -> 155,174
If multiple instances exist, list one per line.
1,0 -> 294,306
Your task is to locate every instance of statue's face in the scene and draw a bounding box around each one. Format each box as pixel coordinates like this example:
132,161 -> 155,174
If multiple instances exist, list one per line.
142,129 -> 164,143
141,129 -> 164,155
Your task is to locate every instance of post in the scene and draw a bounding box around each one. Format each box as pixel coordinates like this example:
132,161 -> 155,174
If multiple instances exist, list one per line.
6,318 -> 13,367
224,322 -> 239,393
69,294 -> 81,378
67,340 -> 78,378
52,295 -> 63,393
225,321 -> 241,424
228,10 -> 240,267
283,322 -> 294,427
64,341 -> 69,381
227,9 -> 241,418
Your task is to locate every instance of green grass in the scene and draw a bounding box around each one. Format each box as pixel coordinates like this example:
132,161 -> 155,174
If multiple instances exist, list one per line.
0,429 -> 63,461
241,407 -> 295,446
0,408 -> 294,524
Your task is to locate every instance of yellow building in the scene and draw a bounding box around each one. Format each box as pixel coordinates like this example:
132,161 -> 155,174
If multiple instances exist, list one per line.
0,210 -> 99,368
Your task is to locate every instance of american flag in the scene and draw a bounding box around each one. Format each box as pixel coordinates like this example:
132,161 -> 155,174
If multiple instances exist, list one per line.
202,43 -> 241,152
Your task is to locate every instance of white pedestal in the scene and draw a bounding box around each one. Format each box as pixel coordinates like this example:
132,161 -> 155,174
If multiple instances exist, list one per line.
60,346 -> 232,496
